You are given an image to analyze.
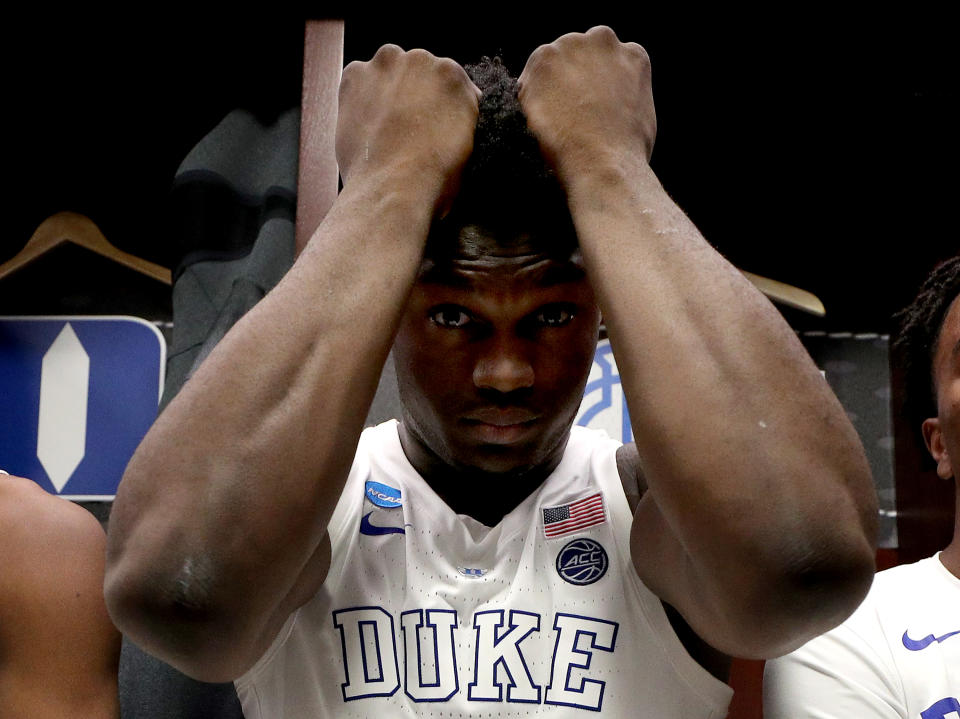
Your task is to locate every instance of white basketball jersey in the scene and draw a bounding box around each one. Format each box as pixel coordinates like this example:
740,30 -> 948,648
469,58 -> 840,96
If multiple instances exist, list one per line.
764,555 -> 960,718
236,420 -> 732,718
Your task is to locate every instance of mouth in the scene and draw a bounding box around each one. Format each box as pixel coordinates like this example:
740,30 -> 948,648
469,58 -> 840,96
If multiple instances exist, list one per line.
463,407 -> 539,426
461,408 -> 540,445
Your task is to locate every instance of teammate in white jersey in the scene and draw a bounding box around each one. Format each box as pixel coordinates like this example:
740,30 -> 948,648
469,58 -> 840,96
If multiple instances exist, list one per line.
104,27 -> 879,716
764,257 -> 960,719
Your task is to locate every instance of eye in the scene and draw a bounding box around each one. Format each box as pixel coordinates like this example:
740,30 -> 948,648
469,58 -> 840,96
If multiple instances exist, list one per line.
536,304 -> 577,327
430,306 -> 472,328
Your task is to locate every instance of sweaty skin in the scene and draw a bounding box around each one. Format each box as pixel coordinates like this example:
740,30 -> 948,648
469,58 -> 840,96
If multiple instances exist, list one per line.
104,27 -> 877,683
0,475 -> 120,718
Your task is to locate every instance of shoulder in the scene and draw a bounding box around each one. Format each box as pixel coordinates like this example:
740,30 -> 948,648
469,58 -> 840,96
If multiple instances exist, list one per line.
565,428 -> 643,511
871,554 -> 948,589
607,444 -> 732,680
0,474 -> 105,557
763,573 -> 904,718
0,475 -> 120,716
0,474 -> 109,614
841,555 -> 955,626
763,559 -> 953,716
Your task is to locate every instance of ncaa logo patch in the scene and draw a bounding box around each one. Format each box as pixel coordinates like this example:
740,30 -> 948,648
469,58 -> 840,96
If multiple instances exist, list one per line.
556,538 -> 608,586
365,480 -> 402,508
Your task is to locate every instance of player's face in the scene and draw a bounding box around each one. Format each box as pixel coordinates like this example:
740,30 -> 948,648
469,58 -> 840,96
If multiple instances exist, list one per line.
393,228 -> 600,478
924,295 -> 960,480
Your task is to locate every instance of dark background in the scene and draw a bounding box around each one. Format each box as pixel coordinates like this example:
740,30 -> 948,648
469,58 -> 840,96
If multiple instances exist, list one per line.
6,10 -> 957,332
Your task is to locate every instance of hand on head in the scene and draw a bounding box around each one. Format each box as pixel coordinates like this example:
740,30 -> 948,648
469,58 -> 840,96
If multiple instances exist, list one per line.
338,27 -> 654,215
518,25 -> 657,182
336,44 -> 481,216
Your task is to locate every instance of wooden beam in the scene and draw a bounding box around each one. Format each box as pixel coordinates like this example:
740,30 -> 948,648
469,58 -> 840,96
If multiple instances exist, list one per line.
296,19 -> 345,257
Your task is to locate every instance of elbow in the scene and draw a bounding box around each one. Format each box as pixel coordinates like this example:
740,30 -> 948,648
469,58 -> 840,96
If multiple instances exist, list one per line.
740,459 -> 879,657
104,555 -> 253,683
784,539 -> 875,634
731,532 -> 876,659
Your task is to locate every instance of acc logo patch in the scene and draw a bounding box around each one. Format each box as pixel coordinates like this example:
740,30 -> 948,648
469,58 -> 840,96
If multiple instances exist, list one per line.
365,480 -> 402,508
556,538 -> 609,586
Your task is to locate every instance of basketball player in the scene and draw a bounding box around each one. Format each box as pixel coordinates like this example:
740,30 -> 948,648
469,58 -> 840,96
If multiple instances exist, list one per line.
0,470 -> 120,717
764,257 -> 959,718
104,28 -> 878,716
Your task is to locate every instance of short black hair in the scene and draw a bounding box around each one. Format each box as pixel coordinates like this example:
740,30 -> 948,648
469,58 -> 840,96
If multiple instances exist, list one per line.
425,56 -> 577,260
894,256 -> 960,434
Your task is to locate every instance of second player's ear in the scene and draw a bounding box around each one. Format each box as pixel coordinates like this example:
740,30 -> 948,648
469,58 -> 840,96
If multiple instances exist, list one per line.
922,417 -> 954,480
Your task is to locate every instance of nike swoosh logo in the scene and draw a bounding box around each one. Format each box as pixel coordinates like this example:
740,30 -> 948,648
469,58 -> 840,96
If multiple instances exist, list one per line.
901,629 -> 960,651
360,511 -> 406,536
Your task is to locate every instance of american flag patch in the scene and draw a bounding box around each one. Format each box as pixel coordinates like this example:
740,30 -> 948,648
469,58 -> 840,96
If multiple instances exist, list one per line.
542,492 -> 606,539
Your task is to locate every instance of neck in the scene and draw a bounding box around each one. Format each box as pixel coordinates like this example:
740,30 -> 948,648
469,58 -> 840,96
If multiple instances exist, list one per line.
939,486 -> 960,578
398,421 -> 563,527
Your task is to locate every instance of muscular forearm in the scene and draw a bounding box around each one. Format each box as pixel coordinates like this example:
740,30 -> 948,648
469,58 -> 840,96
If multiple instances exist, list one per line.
569,156 -> 877,654
105,177 -> 433,677
518,25 -> 875,657
106,43 -> 480,678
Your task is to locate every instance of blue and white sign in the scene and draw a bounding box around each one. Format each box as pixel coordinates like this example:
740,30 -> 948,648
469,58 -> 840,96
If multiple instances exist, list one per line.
0,316 -> 165,499
576,339 -> 633,444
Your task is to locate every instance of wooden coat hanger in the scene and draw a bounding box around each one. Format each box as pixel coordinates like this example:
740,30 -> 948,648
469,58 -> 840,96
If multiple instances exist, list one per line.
741,270 -> 825,316
0,211 -> 172,285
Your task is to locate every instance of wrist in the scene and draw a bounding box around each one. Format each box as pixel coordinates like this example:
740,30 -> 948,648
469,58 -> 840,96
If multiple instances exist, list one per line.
345,155 -> 456,214
345,159 -> 444,212
559,145 -> 660,210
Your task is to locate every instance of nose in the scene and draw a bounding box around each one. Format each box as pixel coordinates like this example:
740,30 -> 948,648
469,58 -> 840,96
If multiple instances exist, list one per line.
473,339 -> 535,393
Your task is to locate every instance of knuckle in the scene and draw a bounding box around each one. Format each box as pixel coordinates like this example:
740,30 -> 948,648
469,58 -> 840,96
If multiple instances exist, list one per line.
626,42 -> 651,66
340,60 -> 361,81
528,42 -> 556,68
438,57 -> 469,86
338,66 -> 357,97
588,25 -> 619,42
553,31 -> 579,49
371,43 -> 403,65
406,47 -> 434,64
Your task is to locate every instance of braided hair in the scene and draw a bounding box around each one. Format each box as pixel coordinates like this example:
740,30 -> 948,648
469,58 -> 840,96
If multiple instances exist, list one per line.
894,256 -> 960,436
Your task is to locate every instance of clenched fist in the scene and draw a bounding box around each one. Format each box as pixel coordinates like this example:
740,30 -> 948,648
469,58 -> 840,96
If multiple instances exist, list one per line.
518,26 -> 656,183
336,45 -> 481,215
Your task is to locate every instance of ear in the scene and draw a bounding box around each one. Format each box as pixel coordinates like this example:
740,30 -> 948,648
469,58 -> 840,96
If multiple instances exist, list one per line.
922,417 -> 954,480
